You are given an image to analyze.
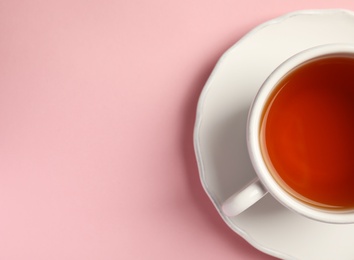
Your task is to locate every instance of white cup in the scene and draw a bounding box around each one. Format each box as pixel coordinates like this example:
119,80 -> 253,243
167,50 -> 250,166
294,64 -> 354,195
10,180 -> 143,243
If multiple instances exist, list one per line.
222,43 -> 354,224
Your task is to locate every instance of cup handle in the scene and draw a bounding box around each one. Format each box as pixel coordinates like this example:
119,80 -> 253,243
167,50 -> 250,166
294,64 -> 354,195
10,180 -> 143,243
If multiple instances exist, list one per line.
222,178 -> 268,216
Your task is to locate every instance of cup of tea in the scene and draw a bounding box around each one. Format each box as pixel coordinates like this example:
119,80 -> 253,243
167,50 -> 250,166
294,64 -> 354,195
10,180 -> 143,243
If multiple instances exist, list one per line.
222,43 -> 354,224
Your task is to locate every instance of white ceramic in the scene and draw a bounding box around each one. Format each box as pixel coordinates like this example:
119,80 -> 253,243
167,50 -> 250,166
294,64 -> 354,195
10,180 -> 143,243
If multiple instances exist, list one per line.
194,9 -> 354,260
222,43 -> 354,224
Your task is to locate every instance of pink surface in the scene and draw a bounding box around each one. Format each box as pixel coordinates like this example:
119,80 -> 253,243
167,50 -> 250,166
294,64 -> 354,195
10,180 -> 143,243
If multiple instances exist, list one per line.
1,1 -> 354,259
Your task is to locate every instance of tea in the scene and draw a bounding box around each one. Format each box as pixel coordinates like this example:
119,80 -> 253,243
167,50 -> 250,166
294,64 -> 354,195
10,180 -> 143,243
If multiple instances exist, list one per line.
260,56 -> 354,209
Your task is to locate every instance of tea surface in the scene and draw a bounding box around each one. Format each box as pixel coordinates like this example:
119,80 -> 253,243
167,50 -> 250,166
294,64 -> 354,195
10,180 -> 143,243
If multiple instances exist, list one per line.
260,56 -> 354,209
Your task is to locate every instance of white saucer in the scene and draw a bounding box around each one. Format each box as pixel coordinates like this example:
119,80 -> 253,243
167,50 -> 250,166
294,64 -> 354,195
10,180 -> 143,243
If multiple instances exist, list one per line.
194,9 -> 354,260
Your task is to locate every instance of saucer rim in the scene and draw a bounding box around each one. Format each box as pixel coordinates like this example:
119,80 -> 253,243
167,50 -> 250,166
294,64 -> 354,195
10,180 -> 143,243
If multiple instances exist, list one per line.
193,8 -> 354,260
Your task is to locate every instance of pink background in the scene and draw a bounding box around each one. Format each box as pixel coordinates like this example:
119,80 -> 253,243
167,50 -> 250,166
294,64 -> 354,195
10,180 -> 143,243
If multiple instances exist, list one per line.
1,1 -> 354,259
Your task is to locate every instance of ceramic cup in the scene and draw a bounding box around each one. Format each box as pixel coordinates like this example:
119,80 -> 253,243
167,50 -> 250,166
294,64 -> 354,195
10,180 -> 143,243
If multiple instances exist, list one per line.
222,43 -> 354,224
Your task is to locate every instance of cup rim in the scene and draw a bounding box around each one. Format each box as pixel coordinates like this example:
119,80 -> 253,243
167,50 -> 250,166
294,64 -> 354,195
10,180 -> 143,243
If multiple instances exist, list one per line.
247,43 -> 354,224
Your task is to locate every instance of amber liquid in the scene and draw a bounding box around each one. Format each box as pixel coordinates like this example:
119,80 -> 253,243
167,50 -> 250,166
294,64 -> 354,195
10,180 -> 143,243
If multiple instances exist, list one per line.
260,56 -> 354,209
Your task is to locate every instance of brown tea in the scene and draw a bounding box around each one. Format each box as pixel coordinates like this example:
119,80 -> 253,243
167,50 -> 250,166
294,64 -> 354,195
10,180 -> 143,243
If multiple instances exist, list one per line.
260,56 -> 354,209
